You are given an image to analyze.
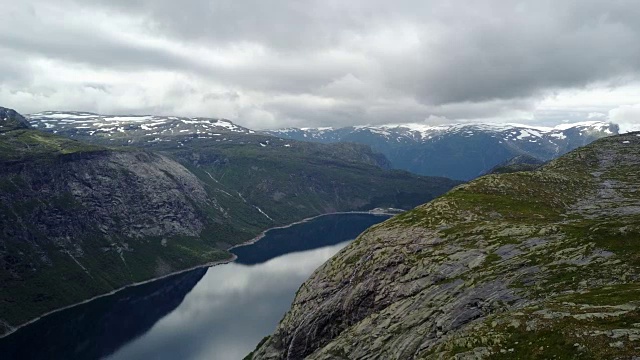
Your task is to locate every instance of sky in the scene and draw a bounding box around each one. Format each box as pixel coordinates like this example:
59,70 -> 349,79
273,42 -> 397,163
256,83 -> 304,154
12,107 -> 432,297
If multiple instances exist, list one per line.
1,0 -> 640,131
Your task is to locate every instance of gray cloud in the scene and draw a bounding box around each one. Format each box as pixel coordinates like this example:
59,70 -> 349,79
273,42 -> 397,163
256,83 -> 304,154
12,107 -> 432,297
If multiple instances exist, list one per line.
1,0 -> 640,128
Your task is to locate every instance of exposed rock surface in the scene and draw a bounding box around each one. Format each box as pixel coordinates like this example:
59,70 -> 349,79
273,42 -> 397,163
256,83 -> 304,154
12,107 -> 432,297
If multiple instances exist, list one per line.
1,150 -> 213,244
251,133 -> 640,359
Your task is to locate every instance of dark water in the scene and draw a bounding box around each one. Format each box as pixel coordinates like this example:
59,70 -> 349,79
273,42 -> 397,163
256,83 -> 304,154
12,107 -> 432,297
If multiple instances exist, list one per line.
0,213 -> 389,360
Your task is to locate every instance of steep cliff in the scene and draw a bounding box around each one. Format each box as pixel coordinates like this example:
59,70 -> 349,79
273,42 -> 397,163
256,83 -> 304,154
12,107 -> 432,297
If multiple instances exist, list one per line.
251,132 -> 640,359
0,128 -> 231,334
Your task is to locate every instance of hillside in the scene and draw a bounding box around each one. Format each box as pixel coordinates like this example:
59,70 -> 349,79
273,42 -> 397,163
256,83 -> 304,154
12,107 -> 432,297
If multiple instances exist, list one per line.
250,132 -> 640,359
267,122 -> 618,180
0,127 -> 232,335
487,154 -> 545,175
0,107 -> 459,335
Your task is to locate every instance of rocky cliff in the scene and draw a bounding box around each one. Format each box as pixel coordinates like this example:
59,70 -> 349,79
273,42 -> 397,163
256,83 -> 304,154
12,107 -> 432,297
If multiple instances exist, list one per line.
0,129 -> 231,334
251,132 -> 640,359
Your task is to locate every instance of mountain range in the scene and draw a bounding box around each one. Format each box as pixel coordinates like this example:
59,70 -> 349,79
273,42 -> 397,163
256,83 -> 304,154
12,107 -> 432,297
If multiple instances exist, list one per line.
28,112 -> 618,181
268,122 -> 619,180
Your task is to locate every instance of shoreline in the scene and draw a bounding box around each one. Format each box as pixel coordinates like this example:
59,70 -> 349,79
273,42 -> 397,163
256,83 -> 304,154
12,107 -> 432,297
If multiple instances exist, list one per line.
0,209 -> 398,339
0,256 -> 236,339
228,210 -> 396,251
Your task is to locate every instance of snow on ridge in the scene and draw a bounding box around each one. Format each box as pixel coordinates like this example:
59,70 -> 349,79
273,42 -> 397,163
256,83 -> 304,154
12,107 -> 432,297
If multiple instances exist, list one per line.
29,113 -> 98,120
107,115 -> 159,122
27,112 -> 250,134
271,128 -> 301,134
553,120 -> 610,131
619,123 -> 640,134
212,119 -> 243,131
272,120 -> 616,143
367,120 -> 613,134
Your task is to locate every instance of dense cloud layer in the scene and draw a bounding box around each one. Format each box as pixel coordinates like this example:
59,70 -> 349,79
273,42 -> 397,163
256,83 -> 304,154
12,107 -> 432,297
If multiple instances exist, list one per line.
1,0 -> 640,129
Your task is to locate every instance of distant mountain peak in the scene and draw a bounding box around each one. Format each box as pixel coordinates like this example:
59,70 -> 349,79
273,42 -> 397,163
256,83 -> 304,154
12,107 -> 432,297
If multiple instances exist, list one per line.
0,106 -> 31,131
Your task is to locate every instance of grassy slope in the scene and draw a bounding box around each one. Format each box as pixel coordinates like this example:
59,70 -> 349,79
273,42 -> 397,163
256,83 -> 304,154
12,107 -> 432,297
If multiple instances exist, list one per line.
384,134 -> 640,358
115,134 -> 460,245
0,129 -> 104,161
398,134 -> 640,358
180,140 -> 456,224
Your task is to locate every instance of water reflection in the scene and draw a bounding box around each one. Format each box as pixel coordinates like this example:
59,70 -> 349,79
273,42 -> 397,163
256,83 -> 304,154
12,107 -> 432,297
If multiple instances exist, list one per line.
0,213 -> 390,360
108,242 -> 349,360
0,268 -> 207,360
232,213 -> 387,265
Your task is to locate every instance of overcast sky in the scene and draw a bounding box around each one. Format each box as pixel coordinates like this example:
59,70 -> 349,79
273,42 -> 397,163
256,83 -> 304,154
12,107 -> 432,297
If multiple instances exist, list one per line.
1,0 -> 640,130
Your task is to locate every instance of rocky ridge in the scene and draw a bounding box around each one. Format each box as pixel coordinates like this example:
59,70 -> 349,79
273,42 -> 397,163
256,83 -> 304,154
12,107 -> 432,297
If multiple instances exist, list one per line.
0,108 -> 30,132
251,132 -> 640,359
28,111 -> 253,139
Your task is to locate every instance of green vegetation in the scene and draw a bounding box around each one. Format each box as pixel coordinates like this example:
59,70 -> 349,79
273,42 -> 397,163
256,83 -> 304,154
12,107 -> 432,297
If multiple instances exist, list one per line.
153,135 -> 459,230
0,232 -> 231,326
0,129 -> 103,162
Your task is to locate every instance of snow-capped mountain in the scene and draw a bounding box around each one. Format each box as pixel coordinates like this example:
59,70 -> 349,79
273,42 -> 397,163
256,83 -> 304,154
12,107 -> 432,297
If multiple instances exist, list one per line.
27,111 -> 619,180
270,121 -> 616,144
28,111 -> 254,142
268,121 -> 619,180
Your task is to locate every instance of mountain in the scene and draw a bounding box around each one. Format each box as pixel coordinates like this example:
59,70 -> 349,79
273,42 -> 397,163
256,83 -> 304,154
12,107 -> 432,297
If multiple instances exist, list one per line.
0,108 -> 460,335
28,111 -> 254,138
250,132 -> 640,359
0,108 -> 30,132
267,122 -> 619,180
0,113 -> 233,334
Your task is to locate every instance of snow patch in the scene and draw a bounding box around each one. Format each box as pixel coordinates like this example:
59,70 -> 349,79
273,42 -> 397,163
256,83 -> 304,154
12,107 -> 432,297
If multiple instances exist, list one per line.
254,206 -> 274,221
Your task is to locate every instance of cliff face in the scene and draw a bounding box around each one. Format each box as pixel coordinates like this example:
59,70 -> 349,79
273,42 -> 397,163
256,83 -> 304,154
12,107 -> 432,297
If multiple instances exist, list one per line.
0,140 -> 230,334
2,150 -> 213,242
251,133 -> 640,359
